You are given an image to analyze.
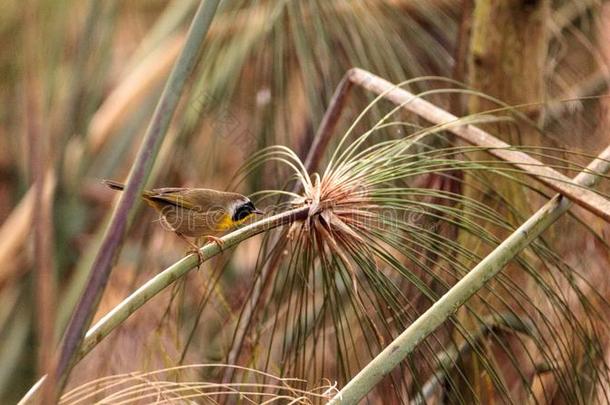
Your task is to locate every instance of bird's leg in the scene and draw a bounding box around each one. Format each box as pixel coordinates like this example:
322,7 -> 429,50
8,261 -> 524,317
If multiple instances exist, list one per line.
205,235 -> 225,252
176,232 -> 204,268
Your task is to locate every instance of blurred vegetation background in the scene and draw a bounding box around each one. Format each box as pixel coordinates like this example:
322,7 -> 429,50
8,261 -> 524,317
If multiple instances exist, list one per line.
3,0 -> 610,403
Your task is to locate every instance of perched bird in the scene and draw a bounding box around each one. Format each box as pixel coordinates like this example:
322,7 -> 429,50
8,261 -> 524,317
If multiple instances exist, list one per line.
103,179 -> 262,264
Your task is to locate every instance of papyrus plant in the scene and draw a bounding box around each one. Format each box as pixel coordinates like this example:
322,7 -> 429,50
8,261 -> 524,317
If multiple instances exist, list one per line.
21,72 -> 610,404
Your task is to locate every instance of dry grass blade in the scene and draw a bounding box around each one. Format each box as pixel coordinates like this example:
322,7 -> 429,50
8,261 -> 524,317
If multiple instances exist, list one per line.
59,364 -> 335,405
24,4 -> 56,376
88,33 -> 186,153
0,171 -> 55,285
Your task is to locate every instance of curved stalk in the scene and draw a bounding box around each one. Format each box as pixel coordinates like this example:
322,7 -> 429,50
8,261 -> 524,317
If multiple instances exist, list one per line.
78,207 -> 306,359
18,206 -> 309,405
328,145 -> 610,404
347,68 -> 610,222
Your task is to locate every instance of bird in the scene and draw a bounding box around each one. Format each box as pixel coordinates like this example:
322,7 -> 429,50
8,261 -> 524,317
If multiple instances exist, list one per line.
102,179 -> 262,264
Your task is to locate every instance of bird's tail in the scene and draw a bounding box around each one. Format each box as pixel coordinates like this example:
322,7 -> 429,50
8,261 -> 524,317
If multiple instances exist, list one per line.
102,179 -> 126,191
102,179 -> 155,201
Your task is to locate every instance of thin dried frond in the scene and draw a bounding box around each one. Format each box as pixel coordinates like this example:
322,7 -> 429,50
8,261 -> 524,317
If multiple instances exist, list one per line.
218,92 -> 610,403
60,364 -> 335,405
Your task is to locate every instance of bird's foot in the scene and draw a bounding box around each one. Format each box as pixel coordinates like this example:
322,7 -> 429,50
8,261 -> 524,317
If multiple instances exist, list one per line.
184,244 -> 204,269
176,232 -> 204,269
189,247 -> 204,269
206,235 -> 225,252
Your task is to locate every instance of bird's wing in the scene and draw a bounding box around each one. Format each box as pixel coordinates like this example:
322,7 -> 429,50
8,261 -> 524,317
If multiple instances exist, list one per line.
186,189 -> 239,209
150,187 -> 190,194
146,188 -> 226,212
146,188 -> 199,210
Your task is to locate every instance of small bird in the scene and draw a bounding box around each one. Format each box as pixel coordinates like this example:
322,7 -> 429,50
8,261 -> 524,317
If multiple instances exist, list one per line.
103,179 -> 262,264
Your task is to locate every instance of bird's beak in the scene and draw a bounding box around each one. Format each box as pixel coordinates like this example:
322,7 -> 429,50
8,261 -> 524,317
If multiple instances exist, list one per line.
252,209 -> 263,215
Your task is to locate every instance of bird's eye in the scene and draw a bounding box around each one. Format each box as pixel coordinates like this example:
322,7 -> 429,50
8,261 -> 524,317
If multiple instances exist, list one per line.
233,203 -> 253,222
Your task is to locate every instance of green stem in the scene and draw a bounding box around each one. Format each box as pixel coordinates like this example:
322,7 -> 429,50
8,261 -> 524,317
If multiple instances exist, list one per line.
18,206 -> 308,405
78,207 -> 306,360
328,145 -> 610,404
